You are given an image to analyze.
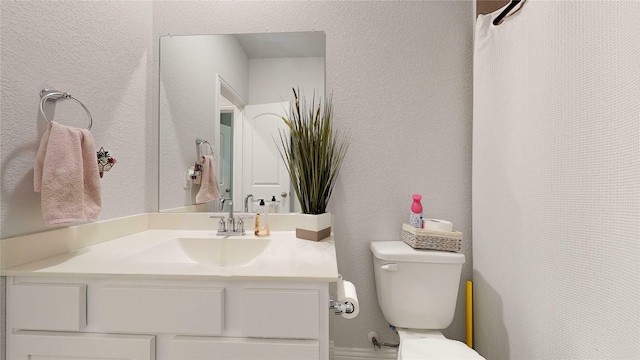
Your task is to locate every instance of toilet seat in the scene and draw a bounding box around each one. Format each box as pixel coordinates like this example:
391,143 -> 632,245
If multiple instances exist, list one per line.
399,338 -> 486,360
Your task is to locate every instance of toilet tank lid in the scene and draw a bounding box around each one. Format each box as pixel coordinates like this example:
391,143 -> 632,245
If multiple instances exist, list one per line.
370,241 -> 465,264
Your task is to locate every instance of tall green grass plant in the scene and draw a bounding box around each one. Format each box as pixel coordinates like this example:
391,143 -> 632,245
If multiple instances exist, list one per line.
277,88 -> 349,215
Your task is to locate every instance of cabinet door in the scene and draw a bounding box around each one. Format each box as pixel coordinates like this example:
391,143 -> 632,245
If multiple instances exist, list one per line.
171,336 -> 319,360
241,288 -> 320,339
9,283 -> 87,331
99,285 -> 224,335
8,331 -> 155,360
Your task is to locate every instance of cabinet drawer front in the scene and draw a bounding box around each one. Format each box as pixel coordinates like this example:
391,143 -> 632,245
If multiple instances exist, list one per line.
9,283 -> 87,331
9,330 -> 155,360
99,285 -> 224,335
241,288 -> 319,339
171,336 -> 319,360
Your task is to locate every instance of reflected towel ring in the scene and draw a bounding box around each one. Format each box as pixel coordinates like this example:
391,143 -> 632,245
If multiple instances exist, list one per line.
196,138 -> 214,158
39,88 -> 93,130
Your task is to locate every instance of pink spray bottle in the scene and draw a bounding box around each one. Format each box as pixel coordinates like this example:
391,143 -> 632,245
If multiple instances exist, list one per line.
410,194 -> 423,228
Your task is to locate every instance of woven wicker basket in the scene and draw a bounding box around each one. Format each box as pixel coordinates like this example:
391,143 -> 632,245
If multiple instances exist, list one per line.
401,223 -> 462,252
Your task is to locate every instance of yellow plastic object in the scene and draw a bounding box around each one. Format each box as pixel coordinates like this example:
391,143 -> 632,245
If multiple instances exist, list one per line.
466,280 -> 473,348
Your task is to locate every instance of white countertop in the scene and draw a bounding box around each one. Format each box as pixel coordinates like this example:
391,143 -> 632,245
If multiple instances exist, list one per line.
3,229 -> 339,282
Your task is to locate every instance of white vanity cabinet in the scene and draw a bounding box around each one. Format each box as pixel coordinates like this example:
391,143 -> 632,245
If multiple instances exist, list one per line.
6,276 -> 330,360
9,331 -> 156,360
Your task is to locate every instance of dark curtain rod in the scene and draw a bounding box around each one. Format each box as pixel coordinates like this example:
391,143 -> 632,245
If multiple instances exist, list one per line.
493,0 -> 522,25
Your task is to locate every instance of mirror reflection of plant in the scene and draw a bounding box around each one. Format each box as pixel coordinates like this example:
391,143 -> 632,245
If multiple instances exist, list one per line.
277,88 -> 349,215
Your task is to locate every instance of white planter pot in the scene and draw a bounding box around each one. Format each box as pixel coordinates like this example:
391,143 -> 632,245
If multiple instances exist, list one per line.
295,212 -> 332,241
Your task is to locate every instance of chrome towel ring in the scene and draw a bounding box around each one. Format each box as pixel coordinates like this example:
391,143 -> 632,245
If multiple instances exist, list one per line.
196,138 -> 214,159
39,88 -> 93,130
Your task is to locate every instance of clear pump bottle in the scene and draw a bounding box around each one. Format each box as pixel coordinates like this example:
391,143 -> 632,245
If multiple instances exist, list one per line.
254,199 -> 270,236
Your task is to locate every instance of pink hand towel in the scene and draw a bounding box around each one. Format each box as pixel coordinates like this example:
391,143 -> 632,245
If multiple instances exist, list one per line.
195,155 -> 220,204
34,121 -> 102,225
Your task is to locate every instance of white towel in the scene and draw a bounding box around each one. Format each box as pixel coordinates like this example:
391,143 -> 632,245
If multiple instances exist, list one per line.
195,155 -> 220,203
34,121 -> 102,225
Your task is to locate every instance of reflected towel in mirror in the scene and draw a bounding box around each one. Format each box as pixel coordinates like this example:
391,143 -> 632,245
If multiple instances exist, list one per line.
195,155 -> 220,203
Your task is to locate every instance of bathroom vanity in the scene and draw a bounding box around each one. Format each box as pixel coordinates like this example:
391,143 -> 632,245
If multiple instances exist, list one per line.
1,214 -> 338,360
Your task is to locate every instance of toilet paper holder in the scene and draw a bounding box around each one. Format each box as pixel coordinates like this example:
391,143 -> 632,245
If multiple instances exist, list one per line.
329,298 -> 355,315
330,274 -> 359,318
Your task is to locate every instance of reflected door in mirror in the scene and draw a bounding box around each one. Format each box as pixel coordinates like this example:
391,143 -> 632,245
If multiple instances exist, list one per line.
243,102 -> 291,212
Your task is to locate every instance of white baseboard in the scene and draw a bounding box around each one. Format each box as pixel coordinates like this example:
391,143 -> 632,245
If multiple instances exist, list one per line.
331,343 -> 397,360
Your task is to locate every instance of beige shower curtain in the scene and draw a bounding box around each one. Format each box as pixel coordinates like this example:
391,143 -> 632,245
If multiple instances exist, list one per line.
472,1 -> 639,359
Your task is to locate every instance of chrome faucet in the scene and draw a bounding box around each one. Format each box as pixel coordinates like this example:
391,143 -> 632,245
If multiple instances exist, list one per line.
219,197 -> 231,212
227,200 -> 235,234
211,199 -> 252,236
244,194 -> 253,213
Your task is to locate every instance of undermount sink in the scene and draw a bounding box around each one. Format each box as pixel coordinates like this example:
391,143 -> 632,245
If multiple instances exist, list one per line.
123,236 -> 271,266
178,237 -> 270,266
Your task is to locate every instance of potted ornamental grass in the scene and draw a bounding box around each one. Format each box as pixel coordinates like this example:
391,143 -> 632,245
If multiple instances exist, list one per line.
277,88 -> 349,241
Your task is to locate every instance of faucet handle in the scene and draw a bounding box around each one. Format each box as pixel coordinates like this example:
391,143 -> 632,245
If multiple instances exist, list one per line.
236,216 -> 254,233
210,215 -> 226,232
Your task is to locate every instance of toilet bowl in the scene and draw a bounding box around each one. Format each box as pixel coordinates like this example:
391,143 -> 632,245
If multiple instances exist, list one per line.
370,241 -> 485,360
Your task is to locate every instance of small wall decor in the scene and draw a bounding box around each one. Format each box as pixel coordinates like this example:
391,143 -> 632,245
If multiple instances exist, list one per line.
190,162 -> 202,180
97,147 -> 116,178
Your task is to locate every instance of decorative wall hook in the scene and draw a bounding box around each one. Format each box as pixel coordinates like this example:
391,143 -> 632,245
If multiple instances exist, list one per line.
97,147 -> 116,178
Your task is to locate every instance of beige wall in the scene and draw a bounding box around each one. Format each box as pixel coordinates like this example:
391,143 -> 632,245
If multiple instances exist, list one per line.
0,1 -> 473,351
0,1 -> 156,239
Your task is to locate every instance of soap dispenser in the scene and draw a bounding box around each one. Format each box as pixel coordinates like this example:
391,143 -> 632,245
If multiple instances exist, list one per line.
270,195 -> 281,213
254,199 -> 271,236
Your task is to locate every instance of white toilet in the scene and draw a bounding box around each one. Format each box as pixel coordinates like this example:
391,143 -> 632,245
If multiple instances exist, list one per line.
370,241 -> 485,360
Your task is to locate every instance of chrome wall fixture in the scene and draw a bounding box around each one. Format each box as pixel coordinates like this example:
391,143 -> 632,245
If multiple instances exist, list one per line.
39,88 -> 93,130
38,88 -> 117,177
195,138 -> 213,159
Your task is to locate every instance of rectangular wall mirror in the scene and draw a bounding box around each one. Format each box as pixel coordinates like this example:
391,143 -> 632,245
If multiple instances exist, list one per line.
159,32 -> 326,213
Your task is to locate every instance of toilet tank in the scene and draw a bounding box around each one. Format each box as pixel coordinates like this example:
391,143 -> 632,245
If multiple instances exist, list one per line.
370,241 -> 465,330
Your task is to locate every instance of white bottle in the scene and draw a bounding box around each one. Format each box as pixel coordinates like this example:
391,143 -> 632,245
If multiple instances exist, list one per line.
270,195 -> 281,213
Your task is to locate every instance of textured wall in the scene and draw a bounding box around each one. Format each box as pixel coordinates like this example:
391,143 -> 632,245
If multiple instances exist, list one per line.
0,1 -> 473,352
474,1 -> 640,359
0,1 -> 155,239
153,1 -> 473,348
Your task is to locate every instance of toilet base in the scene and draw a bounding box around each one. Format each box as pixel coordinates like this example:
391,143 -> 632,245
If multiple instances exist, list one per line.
396,329 -> 485,360
397,329 -> 447,340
